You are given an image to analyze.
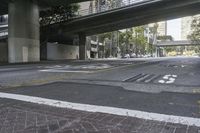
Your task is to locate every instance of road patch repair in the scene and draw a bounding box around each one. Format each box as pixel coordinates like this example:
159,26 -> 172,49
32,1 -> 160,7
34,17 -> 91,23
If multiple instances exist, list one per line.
0,92 -> 199,131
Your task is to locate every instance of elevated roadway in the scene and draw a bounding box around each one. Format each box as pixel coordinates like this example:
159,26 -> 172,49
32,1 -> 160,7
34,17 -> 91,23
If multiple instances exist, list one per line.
44,0 -> 200,38
156,40 -> 200,47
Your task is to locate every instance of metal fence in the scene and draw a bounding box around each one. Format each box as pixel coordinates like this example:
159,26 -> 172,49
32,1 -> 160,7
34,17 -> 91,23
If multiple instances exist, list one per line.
74,0 -> 159,18
0,29 -> 8,38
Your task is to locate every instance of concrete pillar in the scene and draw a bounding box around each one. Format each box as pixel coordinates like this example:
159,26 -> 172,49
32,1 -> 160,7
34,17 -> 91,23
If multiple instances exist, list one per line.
156,47 -> 160,57
79,33 -> 86,60
8,0 -> 40,63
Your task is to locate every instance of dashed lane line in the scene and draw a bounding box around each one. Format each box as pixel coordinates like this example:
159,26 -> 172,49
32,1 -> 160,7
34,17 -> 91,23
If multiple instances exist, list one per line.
0,92 -> 199,127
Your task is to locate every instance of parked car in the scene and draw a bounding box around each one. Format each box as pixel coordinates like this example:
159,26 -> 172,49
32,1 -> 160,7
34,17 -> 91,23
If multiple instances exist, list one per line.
122,54 -> 130,58
130,53 -> 136,58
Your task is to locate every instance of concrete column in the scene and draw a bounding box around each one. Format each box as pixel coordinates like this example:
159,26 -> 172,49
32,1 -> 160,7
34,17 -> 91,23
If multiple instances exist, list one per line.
8,0 -> 40,63
156,47 -> 160,57
79,33 -> 86,60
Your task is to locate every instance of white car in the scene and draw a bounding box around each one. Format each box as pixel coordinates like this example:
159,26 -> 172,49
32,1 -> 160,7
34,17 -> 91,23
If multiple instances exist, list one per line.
123,54 -> 130,58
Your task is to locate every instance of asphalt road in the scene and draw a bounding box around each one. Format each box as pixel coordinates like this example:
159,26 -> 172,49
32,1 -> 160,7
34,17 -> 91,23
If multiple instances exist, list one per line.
0,57 -> 200,118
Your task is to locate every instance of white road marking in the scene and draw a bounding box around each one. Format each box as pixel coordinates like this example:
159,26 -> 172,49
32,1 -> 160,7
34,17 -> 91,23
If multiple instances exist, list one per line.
0,92 -> 199,127
169,78 -> 175,81
158,80 -> 165,84
158,75 -> 178,84
166,81 -> 174,84
39,69 -> 93,73
172,75 -> 177,78
163,76 -> 169,80
181,65 -> 185,68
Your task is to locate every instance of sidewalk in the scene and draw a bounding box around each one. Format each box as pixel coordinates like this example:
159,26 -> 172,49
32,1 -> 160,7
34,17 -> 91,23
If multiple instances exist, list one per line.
0,98 -> 199,133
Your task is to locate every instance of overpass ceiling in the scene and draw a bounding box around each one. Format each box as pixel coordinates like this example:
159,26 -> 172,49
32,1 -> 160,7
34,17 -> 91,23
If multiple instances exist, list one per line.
0,0 -> 91,15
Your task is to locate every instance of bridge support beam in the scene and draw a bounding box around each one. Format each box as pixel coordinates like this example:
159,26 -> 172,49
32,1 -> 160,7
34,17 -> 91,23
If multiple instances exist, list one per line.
78,33 -> 86,60
8,0 -> 40,63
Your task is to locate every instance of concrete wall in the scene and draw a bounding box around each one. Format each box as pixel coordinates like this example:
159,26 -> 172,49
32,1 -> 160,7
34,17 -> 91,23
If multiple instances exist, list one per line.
0,41 -> 8,62
47,43 -> 79,60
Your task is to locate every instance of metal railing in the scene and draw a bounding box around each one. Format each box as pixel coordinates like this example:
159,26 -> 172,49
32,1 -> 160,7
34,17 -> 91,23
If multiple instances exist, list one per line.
0,29 -> 8,39
43,0 -> 160,26
74,0 -> 158,18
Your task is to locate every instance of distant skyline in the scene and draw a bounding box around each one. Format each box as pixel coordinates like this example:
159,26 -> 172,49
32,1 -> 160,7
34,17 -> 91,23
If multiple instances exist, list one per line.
167,19 -> 181,40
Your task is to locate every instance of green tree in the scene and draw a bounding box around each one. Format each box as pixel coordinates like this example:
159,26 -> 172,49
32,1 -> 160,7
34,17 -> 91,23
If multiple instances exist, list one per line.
188,16 -> 200,54
148,23 -> 158,56
188,16 -> 200,44
40,4 -> 80,26
118,26 -> 148,57
133,26 -> 149,56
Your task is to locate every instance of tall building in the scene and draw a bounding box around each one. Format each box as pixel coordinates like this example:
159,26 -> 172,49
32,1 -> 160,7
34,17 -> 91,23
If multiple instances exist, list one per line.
181,14 -> 200,40
181,16 -> 192,40
157,21 -> 167,36
148,21 -> 167,36
147,21 -> 167,45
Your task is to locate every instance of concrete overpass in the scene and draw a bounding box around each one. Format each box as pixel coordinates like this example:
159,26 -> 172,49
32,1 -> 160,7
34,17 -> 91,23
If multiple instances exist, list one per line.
45,0 -> 200,36
156,40 -> 200,47
154,40 -> 200,57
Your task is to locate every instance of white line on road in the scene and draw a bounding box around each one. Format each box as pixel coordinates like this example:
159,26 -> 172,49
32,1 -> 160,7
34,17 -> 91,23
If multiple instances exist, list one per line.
0,92 -> 199,127
39,69 -> 93,73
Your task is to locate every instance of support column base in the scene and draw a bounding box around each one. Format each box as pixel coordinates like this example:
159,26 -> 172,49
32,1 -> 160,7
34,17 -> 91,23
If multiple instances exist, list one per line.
8,37 -> 40,63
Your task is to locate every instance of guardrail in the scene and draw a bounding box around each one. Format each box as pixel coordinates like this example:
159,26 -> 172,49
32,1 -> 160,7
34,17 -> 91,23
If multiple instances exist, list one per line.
42,0 -> 161,26
0,29 -> 8,39
74,0 -> 160,18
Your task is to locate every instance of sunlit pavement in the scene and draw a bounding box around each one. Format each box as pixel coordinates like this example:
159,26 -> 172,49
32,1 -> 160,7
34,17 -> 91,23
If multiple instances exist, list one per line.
0,57 -> 200,132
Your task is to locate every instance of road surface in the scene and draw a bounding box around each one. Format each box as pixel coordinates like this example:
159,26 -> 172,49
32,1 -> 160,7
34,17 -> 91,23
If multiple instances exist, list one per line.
0,57 -> 199,132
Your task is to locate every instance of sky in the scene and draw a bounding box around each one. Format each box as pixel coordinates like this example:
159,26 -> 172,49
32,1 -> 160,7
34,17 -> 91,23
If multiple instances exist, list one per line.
167,19 -> 181,40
